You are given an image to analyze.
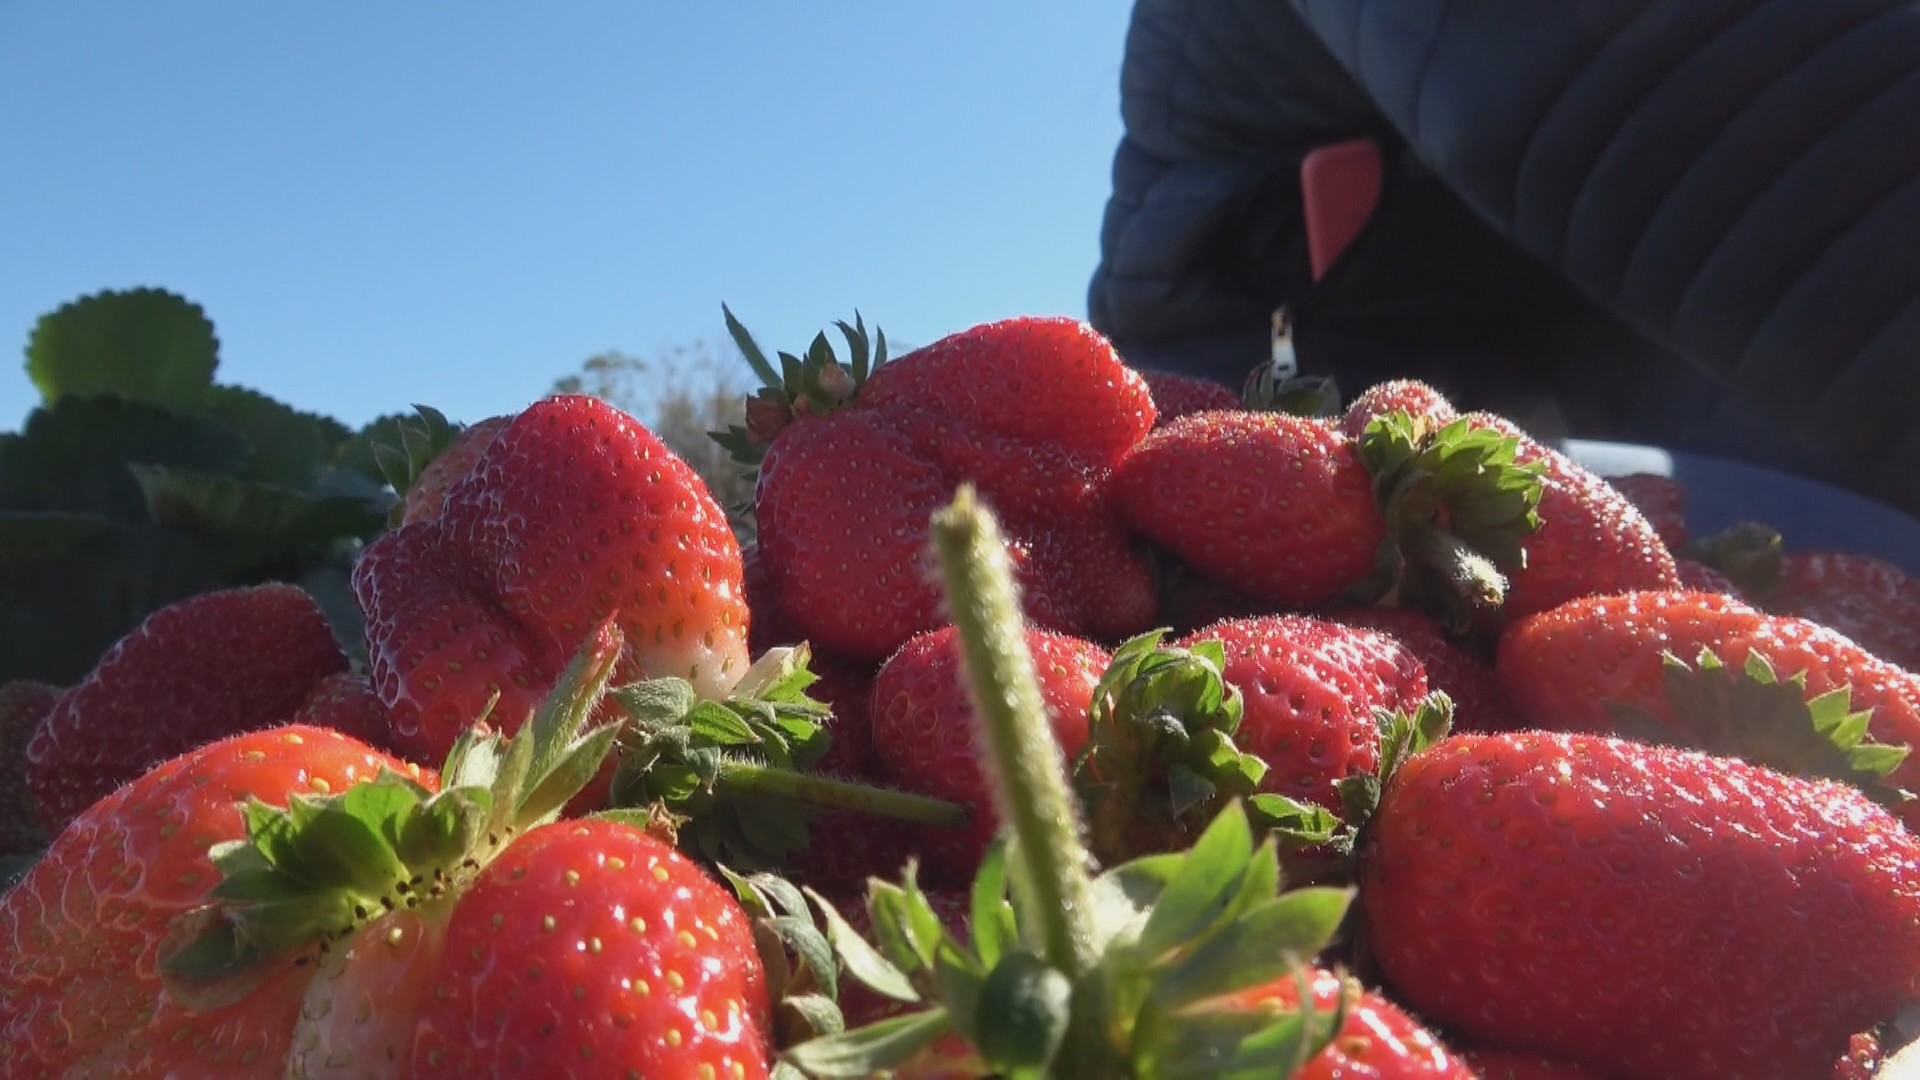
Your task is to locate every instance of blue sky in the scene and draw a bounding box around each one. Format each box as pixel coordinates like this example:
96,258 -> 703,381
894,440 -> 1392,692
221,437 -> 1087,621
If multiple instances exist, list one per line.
0,3 -> 1133,430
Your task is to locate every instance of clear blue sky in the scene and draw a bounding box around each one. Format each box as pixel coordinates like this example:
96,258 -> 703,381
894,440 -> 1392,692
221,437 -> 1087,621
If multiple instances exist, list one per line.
0,3 -> 1133,430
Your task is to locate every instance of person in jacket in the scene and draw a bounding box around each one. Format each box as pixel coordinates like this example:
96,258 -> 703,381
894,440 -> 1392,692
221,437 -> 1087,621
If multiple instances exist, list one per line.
1089,0 -> 1920,518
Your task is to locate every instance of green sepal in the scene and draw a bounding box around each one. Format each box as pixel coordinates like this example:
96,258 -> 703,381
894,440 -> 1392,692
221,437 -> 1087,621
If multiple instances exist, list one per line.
608,644 -> 840,868
365,404 -> 459,498
159,626 -> 626,989
719,865 -> 845,1048
1356,411 -> 1546,622
803,886 -> 922,1004
713,305 -> 889,467
969,839 -> 1017,970
1607,648 -> 1912,806
1134,801 -> 1257,960
1685,521 -> 1786,596
1147,885 -> 1354,1010
781,1007 -> 955,1078
1134,969 -> 1346,1080
1076,631 -> 1270,864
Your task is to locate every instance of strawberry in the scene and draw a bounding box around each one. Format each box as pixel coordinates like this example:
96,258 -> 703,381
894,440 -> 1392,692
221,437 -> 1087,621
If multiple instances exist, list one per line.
781,654 -> 921,894
1340,378 -> 1458,441
1762,551 -> 1920,670
1604,472 -> 1689,550
1180,615 -> 1428,814
1216,968 -> 1476,1079
24,582 -> 351,834
405,819 -> 769,1079
1674,556 -> 1742,595
0,681 -> 60,855
868,623 -> 1108,882
1495,589 -> 1920,823
1460,1050 -> 1610,1079
1137,367 -> 1241,423
352,394 -> 751,767
1328,607 -> 1519,732
0,724 -> 431,1078
731,312 -> 1159,663
1460,413 -> 1680,619
398,413 -> 508,525
1116,411 -> 1389,611
287,670 -> 394,749
1360,730 -> 1920,1080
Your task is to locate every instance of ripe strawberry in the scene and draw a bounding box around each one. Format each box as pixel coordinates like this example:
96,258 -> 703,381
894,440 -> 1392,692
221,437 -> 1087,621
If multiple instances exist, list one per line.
1117,411 -> 1388,611
1328,607 -> 1519,732
1674,556 -> 1741,595
1216,968 -> 1476,1078
353,394 -> 751,766
0,724 -> 431,1078
1460,1050 -> 1609,1079
782,654 -> 920,894
398,413 -> 509,525
869,624 -> 1108,882
288,671 -> 395,749
1604,472 -> 1689,550
405,819 -> 770,1079
1461,414 -> 1681,618
1361,731 -> 1920,1080
1180,615 -> 1428,813
0,681 -> 60,855
1495,589 -> 1920,823
1761,551 -> 1920,671
1137,367 -> 1241,423
25,582 -> 351,834
737,314 -> 1159,663
1340,378 -> 1458,441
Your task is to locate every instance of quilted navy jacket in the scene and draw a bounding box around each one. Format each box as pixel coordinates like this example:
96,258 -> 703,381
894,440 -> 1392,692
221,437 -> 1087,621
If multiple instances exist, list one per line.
1089,0 -> 1920,517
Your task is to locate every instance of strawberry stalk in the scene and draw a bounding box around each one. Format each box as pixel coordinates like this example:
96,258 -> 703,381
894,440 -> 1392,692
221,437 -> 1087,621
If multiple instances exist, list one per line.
931,484 -> 1099,982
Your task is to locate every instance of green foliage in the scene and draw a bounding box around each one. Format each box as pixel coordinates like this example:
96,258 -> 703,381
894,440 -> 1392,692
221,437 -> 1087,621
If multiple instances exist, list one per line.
1,288 -> 400,683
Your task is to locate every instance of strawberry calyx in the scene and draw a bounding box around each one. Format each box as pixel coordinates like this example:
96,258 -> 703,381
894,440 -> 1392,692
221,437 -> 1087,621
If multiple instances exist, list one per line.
368,405 -> 460,494
712,304 -> 888,469
718,866 -> 851,1058
1356,411 -> 1545,627
1073,630 -> 1342,865
607,643 -> 969,872
788,811 -> 1356,1079
1686,520 -> 1787,596
1604,647 -> 1911,807
780,488 -> 1355,1078
156,622 -> 626,999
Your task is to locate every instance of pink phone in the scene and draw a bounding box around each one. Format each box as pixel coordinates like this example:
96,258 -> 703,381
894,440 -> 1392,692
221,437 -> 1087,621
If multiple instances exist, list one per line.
1300,138 -> 1384,280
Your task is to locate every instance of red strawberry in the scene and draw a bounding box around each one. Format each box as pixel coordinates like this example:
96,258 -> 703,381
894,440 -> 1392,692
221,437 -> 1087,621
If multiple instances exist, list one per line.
1117,411 -> 1388,611
1460,1050 -> 1610,1079
1180,615 -> 1428,812
0,681 -> 61,855
1328,607 -> 1519,732
398,413 -> 509,525
0,725 -> 431,1078
869,624 -> 1108,882
405,819 -> 770,1079
1217,968 -> 1476,1079
1341,378 -> 1458,441
353,394 -> 751,766
24,583 -> 350,834
1604,472 -> 1689,550
288,671 -> 394,749
1137,367 -> 1241,424
742,315 -> 1159,663
1762,550 -> 1920,671
1462,413 -> 1680,618
1361,730 -> 1920,1080
1495,589 -> 1920,823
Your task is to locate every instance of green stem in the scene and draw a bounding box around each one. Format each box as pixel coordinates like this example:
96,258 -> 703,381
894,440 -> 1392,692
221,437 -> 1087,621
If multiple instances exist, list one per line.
714,762 -> 970,828
1400,522 -> 1508,628
929,486 -> 1098,980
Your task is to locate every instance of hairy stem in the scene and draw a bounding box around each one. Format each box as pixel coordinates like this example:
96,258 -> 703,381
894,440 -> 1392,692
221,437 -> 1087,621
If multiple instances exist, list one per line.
714,762 -> 969,828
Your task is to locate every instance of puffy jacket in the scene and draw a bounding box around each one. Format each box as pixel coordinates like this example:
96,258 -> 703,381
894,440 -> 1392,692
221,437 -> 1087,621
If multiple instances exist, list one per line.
1090,0 -> 1920,518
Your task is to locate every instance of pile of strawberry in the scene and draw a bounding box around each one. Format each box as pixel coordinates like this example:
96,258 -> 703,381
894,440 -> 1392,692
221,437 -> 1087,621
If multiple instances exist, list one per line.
3,311 -> 1919,1080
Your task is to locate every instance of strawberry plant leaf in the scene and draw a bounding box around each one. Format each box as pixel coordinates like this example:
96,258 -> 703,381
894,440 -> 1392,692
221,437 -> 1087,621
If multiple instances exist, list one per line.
26,287 -> 218,410
200,384 -> 352,489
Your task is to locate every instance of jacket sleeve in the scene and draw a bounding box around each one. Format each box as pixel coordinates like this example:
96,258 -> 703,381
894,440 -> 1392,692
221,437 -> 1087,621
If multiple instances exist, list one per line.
1289,0 -> 1920,514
